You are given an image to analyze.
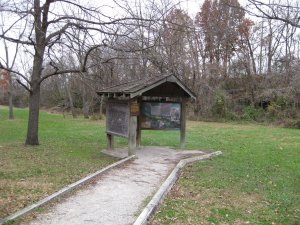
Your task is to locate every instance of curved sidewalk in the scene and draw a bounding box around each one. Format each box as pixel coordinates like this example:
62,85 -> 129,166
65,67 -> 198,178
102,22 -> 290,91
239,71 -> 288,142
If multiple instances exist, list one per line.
26,147 -> 205,225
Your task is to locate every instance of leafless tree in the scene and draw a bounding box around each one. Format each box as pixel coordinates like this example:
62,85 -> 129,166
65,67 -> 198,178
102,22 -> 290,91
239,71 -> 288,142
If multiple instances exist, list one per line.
245,0 -> 300,28
0,13 -> 26,119
0,0 -> 164,145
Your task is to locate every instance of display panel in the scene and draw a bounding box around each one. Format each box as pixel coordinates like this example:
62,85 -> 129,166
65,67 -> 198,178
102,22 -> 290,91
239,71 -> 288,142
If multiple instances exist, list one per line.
141,102 -> 181,130
130,101 -> 140,116
106,101 -> 129,137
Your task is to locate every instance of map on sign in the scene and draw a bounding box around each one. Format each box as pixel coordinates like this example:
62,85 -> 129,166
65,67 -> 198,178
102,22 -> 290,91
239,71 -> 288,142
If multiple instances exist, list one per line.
106,102 -> 129,137
141,102 -> 181,130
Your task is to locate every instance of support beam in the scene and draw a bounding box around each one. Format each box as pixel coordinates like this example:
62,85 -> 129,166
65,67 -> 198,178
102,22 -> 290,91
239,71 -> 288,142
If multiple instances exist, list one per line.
136,119 -> 141,148
180,99 -> 186,150
128,116 -> 137,155
107,133 -> 114,150
136,98 -> 142,148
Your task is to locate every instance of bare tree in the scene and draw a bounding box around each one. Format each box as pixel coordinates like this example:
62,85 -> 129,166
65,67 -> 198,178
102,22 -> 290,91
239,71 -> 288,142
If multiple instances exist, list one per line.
0,0 -> 163,145
0,13 -> 25,119
64,74 -> 77,119
245,0 -> 300,28
2,40 -> 15,120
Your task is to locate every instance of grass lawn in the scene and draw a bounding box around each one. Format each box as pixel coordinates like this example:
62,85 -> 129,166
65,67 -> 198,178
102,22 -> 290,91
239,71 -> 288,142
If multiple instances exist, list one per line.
1,106 -> 299,224
0,106 -> 118,219
150,122 -> 300,224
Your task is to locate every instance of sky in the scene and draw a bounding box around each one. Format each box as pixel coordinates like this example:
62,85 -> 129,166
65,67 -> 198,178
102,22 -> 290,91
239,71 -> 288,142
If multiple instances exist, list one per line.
177,0 -> 246,17
0,0 -> 248,75
178,0 -> 202,16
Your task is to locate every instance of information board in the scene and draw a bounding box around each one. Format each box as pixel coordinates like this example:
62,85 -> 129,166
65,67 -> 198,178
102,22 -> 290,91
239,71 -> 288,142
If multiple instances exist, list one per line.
141,102 -> 181,130
130,101 -> 140,116
106,101 -> 129,137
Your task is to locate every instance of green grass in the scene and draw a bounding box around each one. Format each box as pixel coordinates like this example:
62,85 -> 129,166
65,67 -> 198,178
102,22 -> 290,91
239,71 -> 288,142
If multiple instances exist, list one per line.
0,106 -> 117,219
151,122 -> 300,225
1,106 -> 299,224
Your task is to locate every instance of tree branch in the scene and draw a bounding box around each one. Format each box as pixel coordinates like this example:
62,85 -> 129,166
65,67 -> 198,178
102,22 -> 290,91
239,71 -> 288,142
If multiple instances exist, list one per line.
0,34 -> 34,45
39,43 -> 106,84
16,79 -> 32,93
245,0 -> 300,28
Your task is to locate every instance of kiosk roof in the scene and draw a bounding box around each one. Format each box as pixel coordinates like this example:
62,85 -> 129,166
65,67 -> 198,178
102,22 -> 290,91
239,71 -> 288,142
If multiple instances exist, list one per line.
97,74 -> 196,99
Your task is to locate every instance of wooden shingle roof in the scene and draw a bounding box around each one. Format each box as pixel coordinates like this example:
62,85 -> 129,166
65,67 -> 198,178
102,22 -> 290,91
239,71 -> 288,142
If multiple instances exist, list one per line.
97,74 -> 196,99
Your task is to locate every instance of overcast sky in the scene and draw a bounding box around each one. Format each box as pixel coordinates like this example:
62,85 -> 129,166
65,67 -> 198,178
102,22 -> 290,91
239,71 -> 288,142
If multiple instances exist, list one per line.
177,0 -> 246,17
0,0 -> 248,73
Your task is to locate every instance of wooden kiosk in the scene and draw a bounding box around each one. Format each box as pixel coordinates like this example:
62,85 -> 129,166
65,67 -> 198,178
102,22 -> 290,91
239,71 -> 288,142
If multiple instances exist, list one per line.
97,74 -> 196,156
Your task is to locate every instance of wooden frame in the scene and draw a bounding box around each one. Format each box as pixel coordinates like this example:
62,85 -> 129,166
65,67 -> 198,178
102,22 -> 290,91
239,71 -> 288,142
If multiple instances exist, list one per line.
140,101 -> 182,131
106,100 -> 129,138
99,74 -> 194,155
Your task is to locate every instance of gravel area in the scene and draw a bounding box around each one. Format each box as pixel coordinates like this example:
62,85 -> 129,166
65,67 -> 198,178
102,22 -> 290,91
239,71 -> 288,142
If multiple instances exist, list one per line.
25,147 -> 204,225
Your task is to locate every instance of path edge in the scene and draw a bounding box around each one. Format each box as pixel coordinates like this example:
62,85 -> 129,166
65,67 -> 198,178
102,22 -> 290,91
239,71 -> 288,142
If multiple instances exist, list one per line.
0,155 -> 136,225
133,151 -> 223,225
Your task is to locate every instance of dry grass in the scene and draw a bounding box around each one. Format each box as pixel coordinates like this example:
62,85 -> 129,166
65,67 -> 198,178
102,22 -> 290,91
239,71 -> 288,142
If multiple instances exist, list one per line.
0,107 -> 117,219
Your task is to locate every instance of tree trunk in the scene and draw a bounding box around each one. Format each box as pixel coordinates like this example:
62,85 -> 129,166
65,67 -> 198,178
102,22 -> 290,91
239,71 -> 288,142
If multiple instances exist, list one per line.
259,20 -> 264,75
246,39 -> 257,75
81,82 -> 89,119
82,102 -> 89,119
223,54 -> 228,78
25,31 -> 46,145
25,0 -> 48,145
26,82 -> 40,145
8,72 -> 14,120
3,34 -> 14,119
66,78 -> 77,119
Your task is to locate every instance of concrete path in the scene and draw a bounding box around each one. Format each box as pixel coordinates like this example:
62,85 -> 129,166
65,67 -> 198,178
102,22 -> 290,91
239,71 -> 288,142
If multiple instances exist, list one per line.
26,147 -> 205,225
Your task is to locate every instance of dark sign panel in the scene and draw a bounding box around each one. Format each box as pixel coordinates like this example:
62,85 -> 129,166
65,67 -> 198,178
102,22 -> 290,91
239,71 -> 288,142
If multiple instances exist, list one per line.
141,102 -> 181,130
106,101 -> 129,137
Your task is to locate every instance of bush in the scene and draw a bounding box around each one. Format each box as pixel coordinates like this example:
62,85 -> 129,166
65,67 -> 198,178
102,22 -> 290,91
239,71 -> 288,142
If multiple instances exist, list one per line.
225,111 -> 241,121
267,101 -> 281,117
212,92 -> 226,118
275,95 -> 292,109
241,106 -> 264,121
291,119 -> 300,129
90,113 -> 99,120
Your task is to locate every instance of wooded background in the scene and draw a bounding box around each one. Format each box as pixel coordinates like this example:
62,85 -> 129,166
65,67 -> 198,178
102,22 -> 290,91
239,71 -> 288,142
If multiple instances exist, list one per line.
0,0 -> 299,140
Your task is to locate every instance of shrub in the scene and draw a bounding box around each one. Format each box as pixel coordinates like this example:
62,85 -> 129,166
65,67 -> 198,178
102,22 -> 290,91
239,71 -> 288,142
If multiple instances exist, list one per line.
267,101 -> 281,117
241,106 -> 264,121
275,95 -> 290,109
90,114 -> 99,120
212,92 -> 226,118
226,111 -> 241,121
291,119 -> 300,129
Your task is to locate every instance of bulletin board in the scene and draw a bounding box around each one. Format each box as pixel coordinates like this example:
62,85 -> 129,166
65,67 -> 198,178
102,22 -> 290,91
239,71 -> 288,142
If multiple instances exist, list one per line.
140,102 -> 181,130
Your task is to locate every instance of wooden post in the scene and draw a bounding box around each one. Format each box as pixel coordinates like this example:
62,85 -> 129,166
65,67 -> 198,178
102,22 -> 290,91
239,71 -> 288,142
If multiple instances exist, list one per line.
136,98 -> 142,148
128,116 -> 137,155
136,116 -> 141,148
107,133 -> 114,150
180,99 -> 186,150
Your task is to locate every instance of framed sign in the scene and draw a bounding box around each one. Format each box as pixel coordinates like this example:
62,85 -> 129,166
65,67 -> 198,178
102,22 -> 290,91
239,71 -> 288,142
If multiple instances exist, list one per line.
130,101 -> 140,116
141,102 -> 181,130
106,101 -> 129,137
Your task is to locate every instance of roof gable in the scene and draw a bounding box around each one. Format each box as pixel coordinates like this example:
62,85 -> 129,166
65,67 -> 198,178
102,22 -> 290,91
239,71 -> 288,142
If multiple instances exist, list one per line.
97,74 -> 196,99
